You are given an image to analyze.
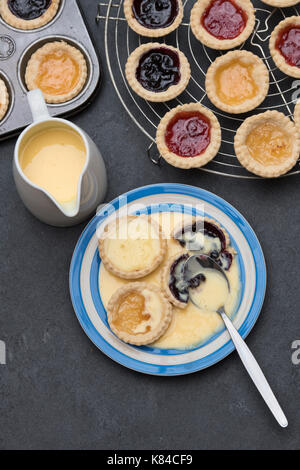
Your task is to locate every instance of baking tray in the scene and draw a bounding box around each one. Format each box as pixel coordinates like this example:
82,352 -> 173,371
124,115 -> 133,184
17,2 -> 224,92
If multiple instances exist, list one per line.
0,0 -> 101,140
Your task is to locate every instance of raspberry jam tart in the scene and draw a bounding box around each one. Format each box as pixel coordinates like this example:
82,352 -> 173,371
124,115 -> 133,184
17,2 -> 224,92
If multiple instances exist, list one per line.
156,103 -> 221,169
270,17 -> 300,78
125,43 -> 190,102
0,0 -> 60,29
124,0 -> 183,37
190,0 -> 255,50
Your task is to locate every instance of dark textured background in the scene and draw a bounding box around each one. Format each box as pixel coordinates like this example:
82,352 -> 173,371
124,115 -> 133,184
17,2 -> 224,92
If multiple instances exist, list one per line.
0,0 -> 299,450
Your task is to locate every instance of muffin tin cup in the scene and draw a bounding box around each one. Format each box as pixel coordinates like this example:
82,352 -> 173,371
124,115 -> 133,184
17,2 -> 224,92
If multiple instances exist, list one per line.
0,0 -> 101,140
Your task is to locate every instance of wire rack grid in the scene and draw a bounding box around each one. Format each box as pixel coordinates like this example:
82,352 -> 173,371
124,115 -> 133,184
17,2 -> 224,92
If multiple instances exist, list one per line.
96,0 -> 300,179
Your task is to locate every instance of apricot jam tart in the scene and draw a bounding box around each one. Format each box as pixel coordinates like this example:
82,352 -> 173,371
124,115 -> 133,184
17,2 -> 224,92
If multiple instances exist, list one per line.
106,283 -> 173,345
0,78 -> 9,121
156,103 -> 221,169
190,0 -> 255,50
125,43 -> 190,102
98,216 -> 166,280
270,17 -> 300,78
124,0 -> 183,37
234,110 -> 299,177
0,0 -> 60,30
206,50 -> 269,114
25,41 -> 87,104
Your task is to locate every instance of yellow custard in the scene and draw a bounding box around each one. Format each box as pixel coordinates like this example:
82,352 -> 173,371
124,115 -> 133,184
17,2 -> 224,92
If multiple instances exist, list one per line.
19,126 -> 86,205
215,59 -> 258,106
99,212 -> 241,350
246,122 -> 292,166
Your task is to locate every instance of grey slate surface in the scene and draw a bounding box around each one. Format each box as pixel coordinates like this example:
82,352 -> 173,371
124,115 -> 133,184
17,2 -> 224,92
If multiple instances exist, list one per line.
0,0 -> 299,450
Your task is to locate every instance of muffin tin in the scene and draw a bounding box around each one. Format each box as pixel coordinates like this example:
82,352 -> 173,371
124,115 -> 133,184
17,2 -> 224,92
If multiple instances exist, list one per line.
0,0 -> 101,140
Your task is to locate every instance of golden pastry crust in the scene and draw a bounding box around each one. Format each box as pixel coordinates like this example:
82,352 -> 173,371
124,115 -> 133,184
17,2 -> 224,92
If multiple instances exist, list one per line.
156,102 -> 221,169
260,0 -> 299,6
98,215 -> 167,280
106,282 -> 173,345
269,16 -> 300,79
190,0 -> 255,50
0,78 -> 9,121
125,43 -> 190,102
172,216 -> 231,248
25,41 -> 87,104
205,50 -> 269,114
123,0 -> 183,37
0,0 -> 60,30
294,100 -> 300,135
161,252 -> 189,309
234,110 -> 300,177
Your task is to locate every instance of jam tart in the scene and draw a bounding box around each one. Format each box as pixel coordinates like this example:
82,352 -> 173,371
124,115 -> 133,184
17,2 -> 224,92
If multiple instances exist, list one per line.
124,0 -> 183,37
106,282 -> 173,345
260,0 -> 299,7
294,100 -> 300,135
25,41 -> 87,104
269,16 -> 300,78
0,78 -> 9,121
125,43 -> 190,102
162,217 -> 234,308
206,50 -> 269,114
98,215 -> 167,280
190,0 -> 255,50
234,110 -> 300,177
0,0 -> 60,30
156,102 -> 221,169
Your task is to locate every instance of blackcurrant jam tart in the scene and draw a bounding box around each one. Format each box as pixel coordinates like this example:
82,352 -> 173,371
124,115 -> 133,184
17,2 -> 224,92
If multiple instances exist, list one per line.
107,283 -> 173,345
98,215 -> 167,279
125,43 -> 190,102
124,0 -> 183,37
190,0 -> 255,50
162,218 -> 235,308
0,0 -> 60,30
205,50 -> 269,114
234,110 -> 300,177
270,17 -> 300,78
156,102 -> 221,169
0,78 -> 9,121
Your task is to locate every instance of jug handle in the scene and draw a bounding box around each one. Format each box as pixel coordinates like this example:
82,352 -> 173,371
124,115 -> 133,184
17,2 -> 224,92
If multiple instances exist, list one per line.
27,89 -> 50,122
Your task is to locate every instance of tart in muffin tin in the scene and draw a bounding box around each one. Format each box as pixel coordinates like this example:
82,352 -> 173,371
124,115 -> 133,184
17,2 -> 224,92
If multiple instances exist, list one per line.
0,0 -> 101,140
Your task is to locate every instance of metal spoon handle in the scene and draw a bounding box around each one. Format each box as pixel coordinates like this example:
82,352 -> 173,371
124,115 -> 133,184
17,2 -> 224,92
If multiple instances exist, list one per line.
220,311 -> 288,428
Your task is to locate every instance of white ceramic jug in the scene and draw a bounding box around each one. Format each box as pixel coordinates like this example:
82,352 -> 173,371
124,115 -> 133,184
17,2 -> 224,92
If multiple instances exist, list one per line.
13,89 -> 107,226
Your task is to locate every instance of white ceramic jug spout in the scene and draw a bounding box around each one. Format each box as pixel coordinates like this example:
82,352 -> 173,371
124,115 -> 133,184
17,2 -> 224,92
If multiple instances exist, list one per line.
13,90 -> 107,227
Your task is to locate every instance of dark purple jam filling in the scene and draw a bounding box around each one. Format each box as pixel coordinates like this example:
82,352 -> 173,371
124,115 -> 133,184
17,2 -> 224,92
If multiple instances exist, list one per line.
132,0 -> 178,29
174,220 -> 233,271
136,47 -> 180,93
8,0 -> 51,20
169,253 -> 206,304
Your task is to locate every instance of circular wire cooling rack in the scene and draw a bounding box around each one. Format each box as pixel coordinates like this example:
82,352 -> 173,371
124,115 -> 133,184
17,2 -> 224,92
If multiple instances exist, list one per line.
96,0 -> 300,179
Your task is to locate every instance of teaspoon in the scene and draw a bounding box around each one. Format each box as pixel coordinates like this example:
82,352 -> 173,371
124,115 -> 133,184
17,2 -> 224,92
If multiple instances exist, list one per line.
183,254 -> 288,428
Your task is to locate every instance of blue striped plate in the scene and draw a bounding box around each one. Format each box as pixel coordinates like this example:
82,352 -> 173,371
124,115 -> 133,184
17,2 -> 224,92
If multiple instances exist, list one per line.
69,183 -> 266,375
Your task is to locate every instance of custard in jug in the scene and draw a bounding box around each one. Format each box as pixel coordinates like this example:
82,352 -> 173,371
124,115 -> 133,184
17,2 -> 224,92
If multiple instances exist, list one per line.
19,125 -> 86,208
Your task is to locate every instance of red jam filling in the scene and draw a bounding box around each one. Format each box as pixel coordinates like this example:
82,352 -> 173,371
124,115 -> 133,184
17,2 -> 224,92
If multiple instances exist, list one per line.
275,25 -> 300,67
165,111 -> 211,157
201,0 -> 247,40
